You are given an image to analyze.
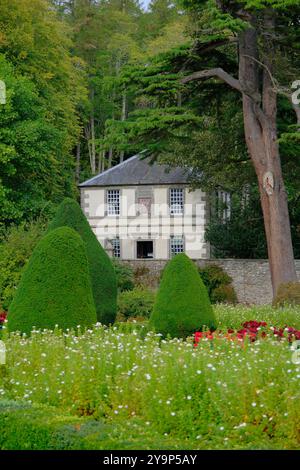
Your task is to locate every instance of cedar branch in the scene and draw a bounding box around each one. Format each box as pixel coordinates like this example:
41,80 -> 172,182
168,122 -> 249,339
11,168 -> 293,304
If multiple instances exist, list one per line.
181,68 -> 242,93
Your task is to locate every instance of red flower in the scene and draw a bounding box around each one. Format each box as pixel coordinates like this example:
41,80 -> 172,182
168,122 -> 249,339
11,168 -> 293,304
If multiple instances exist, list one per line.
0,311 -> 7,328
193,319 -> 299,347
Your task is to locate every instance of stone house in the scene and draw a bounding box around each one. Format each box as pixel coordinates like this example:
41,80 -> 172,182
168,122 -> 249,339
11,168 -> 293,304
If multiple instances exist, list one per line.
79,153 -> 227,260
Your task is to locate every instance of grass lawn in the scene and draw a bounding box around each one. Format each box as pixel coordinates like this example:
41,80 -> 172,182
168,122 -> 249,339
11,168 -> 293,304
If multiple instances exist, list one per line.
0,304 -> 299,450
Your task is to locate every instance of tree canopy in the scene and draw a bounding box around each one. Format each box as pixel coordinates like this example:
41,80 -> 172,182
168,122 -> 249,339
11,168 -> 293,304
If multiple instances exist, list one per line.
0,0 -> 299,273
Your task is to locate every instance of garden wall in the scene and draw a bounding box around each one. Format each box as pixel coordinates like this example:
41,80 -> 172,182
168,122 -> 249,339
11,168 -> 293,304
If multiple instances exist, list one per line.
123,259 -> 300,305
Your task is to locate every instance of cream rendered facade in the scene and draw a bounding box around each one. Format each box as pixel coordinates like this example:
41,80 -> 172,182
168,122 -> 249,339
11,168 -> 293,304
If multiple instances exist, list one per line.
81,184 -> 210,260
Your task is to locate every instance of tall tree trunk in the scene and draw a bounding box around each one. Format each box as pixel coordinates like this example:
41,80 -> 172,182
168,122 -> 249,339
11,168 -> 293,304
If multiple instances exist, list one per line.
75,141 -> 81,183
98,150 -> 105,173
119,91 -> 127,163
89,87 -> 96,174
239,21 -> 297,296
108,147 -> 113,169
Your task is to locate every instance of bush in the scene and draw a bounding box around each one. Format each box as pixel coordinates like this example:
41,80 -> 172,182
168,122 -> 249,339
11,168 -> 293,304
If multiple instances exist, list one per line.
0,221 -> 45,310
112,259 -> 135,292
117,287 -> 155,320
8,227 -> 97,335
48,198 -> 117,325
150,253 -> 217,338
273,282 -> 300,307
211,284 -> 237,304
0,400 -> 100,450
198,264 -> 237,304
0,400 -> 179,450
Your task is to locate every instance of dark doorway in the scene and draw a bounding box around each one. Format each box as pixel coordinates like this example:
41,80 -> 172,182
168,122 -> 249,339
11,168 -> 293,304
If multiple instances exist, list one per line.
137,241 -> 153,259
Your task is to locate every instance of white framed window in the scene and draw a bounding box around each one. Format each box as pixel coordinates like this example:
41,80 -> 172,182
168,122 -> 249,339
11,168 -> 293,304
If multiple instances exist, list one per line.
107,189 -> 120,216
217,191 -> 231,221
111,238 -> 121,258
170,188 -> 184,215
170,236 -> 184,257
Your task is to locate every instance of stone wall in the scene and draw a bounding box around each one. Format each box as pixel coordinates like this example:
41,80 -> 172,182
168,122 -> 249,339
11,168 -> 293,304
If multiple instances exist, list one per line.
123,259 -> 300,305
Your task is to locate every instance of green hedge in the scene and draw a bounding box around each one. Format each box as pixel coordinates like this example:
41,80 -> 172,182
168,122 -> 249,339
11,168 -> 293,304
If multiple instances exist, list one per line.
48,198 -> 117,325
0,400 -> 180,450
150,253 -> 217,338
0,400 -> 109,450
8,227 -> 97,334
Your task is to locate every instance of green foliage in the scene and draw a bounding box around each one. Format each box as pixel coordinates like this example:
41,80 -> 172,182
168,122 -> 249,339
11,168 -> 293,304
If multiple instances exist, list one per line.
48,198 -> 117,325
0,0 -> 86,228
0,400 -> 188,450
198,264 -> 237,304
205,189 -> 268,258
104,0 -> 300,261
117,287 -> 155,320
0,221 -> 45,310
273,282 -> 300,308
0,401 -> 86,450
0,400 -> 123,450
211,284 -> 237,304
150,253 -> 216,338
205,185 -> 300,259
112,259 -> 135,292
8,227 -> 97,335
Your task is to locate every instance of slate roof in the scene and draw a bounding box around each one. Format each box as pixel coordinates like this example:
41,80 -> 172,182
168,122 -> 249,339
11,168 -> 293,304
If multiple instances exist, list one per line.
79,153 -> 191,187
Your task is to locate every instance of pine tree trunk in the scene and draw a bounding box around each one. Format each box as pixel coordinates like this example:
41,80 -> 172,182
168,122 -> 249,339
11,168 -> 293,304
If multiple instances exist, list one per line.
239,23 -> 297,297
119,91 -> 127,163
108,147 -> 113,168
89,87 -> 96,174
75,141 -> 81,183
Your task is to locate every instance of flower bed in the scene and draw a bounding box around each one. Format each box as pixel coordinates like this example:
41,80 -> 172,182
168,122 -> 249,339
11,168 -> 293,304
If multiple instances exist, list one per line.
194,320 -> 300,346
0,306 -> 300,449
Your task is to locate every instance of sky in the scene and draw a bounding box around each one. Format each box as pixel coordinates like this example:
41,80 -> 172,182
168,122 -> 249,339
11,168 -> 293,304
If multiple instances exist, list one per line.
142,0 -> 151,10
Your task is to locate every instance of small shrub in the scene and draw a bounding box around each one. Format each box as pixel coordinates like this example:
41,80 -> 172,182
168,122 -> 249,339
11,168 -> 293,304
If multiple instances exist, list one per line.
117,287 -> 155,320
134,265 -> 158,289
211,284 -> 237,304
8,227 -> 97,335
112,259 -> 135,292
150,253 -> 217,338
273,282 -> 300,307
134,266 -> 150,278
198,264 -> 237,304
0,221 -> 45,310
48,198 -> 117,325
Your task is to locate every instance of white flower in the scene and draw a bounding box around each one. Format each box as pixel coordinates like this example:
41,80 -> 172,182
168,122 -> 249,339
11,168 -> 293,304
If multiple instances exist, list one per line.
145,374 -> 151,380
252,402 -> 256,407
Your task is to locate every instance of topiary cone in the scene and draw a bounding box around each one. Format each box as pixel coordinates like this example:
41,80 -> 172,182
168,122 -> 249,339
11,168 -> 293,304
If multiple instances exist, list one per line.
150,253 -> 217,338
8,227 -> 97,335
47,198 -> 117,325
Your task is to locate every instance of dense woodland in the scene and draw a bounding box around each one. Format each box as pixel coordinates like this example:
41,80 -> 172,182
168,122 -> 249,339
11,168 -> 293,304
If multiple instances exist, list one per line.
0,0 -> 299,261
